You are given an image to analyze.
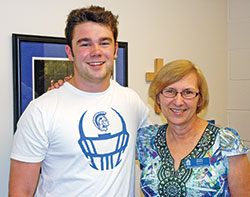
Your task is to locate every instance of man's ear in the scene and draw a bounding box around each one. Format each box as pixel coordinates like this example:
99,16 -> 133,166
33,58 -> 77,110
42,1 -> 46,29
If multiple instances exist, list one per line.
114,42 -> 118,60
65,45 -> 74,60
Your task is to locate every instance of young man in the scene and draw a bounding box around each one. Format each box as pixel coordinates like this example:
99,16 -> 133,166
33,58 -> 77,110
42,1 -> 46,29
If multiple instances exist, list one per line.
9,6 -> 149,196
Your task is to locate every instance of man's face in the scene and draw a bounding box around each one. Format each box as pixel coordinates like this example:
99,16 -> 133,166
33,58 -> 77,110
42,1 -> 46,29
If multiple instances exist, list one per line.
66,22 -> 118,90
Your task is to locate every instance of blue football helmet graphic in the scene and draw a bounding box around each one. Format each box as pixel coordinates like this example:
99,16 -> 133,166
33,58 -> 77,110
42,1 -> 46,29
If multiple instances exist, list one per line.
78,108 -> 129,170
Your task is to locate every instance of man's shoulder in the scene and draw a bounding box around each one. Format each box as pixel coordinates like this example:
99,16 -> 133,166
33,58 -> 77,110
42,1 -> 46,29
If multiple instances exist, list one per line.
35,87 -> 61,103
29,84 -> 70,111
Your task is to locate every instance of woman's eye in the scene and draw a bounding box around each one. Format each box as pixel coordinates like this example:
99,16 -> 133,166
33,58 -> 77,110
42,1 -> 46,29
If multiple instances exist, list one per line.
166,89 -> 175,94
184,90 -> 194,95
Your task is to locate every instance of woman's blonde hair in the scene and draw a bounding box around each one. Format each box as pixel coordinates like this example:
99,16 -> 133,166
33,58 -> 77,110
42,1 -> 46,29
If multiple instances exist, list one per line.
148,59 -> 209,113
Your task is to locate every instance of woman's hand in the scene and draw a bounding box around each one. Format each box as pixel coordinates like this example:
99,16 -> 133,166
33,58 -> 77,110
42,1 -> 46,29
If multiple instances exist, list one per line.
47,75 -> 72,91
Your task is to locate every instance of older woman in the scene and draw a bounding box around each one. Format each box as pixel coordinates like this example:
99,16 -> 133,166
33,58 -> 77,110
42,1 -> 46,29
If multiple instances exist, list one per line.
137,59 -> 250,196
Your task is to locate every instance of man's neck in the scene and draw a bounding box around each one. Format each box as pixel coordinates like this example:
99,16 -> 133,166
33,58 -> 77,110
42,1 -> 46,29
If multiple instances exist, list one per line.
68,77 -> 111,93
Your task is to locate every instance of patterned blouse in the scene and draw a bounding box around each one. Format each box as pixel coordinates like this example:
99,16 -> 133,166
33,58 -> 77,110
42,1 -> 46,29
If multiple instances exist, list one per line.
136,123 -> 249,196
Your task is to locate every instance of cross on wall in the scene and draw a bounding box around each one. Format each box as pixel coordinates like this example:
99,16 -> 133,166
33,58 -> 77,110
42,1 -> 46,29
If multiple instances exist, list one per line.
145,58 -> 163,114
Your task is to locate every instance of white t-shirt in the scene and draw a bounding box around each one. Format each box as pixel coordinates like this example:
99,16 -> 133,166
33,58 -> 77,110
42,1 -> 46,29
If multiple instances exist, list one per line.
11,80 -> 149,197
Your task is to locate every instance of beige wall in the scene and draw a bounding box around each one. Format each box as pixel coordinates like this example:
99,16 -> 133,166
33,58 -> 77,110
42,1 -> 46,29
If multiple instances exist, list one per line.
227,0 -> 250,160
0,0 -> 228,196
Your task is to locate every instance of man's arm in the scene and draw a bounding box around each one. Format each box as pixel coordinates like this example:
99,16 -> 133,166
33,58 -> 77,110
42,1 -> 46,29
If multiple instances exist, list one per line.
9,159 -> 42,196
227,154 -> 250,197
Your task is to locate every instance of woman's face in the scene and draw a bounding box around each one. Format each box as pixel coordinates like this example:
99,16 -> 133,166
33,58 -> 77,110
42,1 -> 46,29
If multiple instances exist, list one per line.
157,72 -> 200,127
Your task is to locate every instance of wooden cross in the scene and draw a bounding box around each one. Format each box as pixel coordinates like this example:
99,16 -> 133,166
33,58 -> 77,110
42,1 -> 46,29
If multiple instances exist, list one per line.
146,58 -> 163,114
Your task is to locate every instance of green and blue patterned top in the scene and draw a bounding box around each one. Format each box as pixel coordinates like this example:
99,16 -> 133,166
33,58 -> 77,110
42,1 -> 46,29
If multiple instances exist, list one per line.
136,123 -> 249,196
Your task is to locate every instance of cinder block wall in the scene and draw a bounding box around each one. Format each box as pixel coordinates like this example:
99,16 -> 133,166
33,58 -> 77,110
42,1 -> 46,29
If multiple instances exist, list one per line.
227,0 -> 250,160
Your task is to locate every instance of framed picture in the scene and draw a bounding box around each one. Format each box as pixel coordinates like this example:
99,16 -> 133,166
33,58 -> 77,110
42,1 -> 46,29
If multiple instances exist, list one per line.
12,33 -> 128,131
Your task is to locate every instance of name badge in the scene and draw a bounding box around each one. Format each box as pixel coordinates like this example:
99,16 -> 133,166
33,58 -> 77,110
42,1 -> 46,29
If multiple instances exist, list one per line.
184,158 -> 210,168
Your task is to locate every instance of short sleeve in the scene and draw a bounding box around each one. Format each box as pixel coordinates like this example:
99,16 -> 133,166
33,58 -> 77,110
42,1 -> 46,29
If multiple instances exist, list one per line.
136,125 -> 159,166
11,101 -> 49,162
220,127 -> 249,157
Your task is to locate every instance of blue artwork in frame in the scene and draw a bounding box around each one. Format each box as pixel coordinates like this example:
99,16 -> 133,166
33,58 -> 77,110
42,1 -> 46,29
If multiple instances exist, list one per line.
12,34 -> 128,132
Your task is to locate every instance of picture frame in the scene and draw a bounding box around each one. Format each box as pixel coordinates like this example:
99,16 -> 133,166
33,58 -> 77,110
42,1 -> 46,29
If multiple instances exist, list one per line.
12,33 -> 128,131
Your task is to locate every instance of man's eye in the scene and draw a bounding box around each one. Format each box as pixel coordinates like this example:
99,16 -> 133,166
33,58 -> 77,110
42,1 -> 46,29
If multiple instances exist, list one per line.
81,43 -> 90,47
101,41 -> 110,46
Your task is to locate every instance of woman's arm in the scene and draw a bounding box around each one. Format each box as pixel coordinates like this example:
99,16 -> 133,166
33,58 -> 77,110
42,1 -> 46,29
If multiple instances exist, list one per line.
228,154 -> 250,197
